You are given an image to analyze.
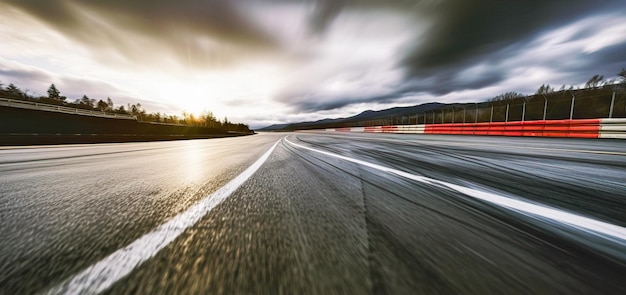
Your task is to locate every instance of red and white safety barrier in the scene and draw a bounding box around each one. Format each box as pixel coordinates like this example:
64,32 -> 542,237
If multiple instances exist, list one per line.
322,118 -> 626,139
600,118 -> 626,139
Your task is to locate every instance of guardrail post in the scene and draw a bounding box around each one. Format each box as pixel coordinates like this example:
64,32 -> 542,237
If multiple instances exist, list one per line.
522,102 -> 526,122
609,91 -> 615,118
490,105 -> 493,123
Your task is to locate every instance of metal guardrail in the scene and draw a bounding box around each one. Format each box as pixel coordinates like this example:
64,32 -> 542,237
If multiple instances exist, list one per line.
0,97 -> 137,120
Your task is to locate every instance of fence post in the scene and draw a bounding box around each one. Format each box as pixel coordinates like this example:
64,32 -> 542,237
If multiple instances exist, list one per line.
463,108 -> 467,124
475,105 -> 478,123
452,108 -> 455,124
522,102 -> 526,122
423,112 -> 426,124
542,94 -> 548,121
569,92 -> 575,120
432,112 -> 435,124
609,91 -> 615,118
505,104 -> 509,122
490,105 -> 493,123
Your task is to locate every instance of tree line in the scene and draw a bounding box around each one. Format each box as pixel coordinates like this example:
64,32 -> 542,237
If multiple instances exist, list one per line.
0,82 -> 250,132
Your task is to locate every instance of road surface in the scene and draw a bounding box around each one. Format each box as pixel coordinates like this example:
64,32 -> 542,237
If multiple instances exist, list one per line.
1,133 -> 625,294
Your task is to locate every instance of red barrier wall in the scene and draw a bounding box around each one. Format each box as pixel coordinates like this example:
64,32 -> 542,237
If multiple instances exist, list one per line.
424,119 -> 601,138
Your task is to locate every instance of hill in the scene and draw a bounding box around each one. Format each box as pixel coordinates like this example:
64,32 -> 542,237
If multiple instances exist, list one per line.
258,102 -> 447,131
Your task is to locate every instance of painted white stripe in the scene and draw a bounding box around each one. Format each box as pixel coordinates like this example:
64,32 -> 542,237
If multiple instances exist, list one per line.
600,118 -> 626,124
599,125 -> 626,131
599,133 -> 626,139
284,137 -> 626,244
44,140 -> 281,295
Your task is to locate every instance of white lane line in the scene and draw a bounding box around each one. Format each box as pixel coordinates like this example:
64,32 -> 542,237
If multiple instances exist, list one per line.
284,136 -> 626,245
44,139 -> 281,295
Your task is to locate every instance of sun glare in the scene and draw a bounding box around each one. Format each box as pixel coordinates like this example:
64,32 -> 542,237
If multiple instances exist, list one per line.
142,64 -> 281,117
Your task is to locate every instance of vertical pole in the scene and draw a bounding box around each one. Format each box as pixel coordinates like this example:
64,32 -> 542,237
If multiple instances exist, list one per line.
475,105 -> 478,123
609,91 -> 615,118
490,105 -> 493,123
423,112 -> 426,124
505,104 -> 509,122
570,95 -> 575,120
441,109 -> 444,124
543,98 -> 548,120
522,102 -> 526,122
463,108 -> 466,123
432,112 -> 435,124
452,108 -> 455,124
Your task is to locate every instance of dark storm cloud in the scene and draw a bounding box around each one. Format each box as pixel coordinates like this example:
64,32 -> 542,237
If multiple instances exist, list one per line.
591,42 -> 626,66
560,42 -> 626,87
4,0 -> 279,67
289,69 -> 506,112
286,0 -> 624,112
401,0 -> 600,75
0,66 -> 50,83
309,0 -> 347,35
280,84 -> 420,112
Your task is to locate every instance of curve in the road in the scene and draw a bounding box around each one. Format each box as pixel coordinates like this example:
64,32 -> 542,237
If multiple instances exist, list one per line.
284,136 -> 626,246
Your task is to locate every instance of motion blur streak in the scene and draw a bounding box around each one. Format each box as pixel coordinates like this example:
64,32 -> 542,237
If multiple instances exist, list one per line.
44,140 -> 280,295
284,136 -> 626,246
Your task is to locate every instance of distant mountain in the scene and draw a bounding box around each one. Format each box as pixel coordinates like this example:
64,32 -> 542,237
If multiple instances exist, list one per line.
258,102 -> 454,131
257,123 -> 290,131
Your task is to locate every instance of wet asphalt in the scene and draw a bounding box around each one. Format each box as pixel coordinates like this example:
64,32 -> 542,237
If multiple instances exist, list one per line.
1,132 -> 625,294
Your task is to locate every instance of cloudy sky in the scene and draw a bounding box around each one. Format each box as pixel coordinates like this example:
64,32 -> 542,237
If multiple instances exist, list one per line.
1,0 -> 625,128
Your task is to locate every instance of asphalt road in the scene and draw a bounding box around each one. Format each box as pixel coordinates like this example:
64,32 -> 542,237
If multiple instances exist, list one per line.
1,133 -> 625,294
